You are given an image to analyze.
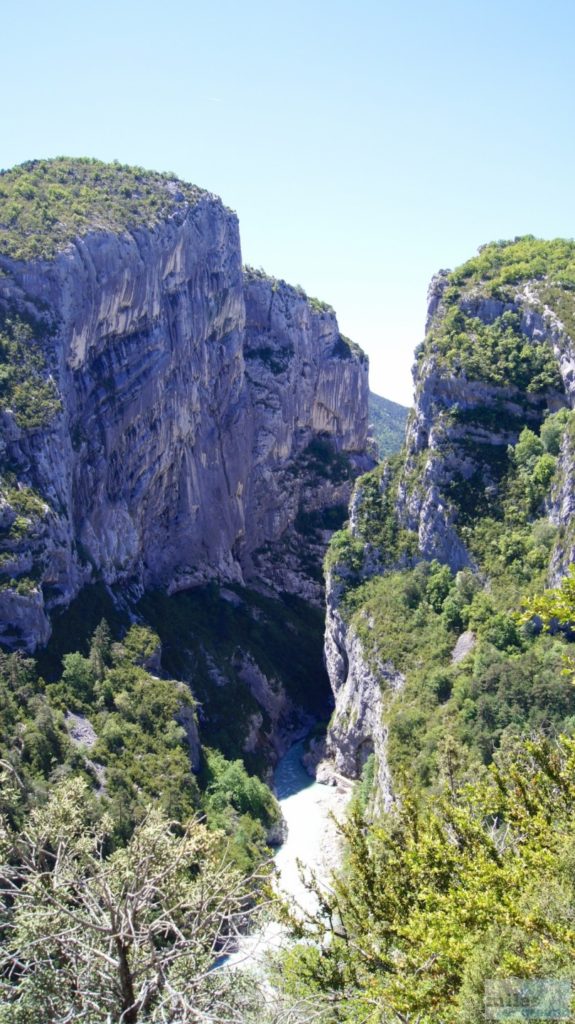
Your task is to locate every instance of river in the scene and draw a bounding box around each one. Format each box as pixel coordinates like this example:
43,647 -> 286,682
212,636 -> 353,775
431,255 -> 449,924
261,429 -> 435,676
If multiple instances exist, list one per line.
223,740 -> 351,970
273,740 -> 351,913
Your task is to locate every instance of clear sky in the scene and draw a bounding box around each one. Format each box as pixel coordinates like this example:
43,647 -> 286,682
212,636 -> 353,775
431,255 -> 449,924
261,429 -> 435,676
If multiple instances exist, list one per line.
3,0 -> 575,405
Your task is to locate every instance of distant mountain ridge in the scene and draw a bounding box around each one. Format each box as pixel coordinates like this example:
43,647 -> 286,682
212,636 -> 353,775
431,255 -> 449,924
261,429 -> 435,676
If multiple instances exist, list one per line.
368,390 -> 410,458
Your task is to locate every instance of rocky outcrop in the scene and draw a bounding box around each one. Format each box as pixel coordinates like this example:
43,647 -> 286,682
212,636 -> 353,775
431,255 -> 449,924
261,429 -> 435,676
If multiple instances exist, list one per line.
548,422 -> 575,581
235,650 -> 307,759
0,196 -> 369,650
393,285 -> 571,573
450,629 -> 476,664
176,702 -> 202,773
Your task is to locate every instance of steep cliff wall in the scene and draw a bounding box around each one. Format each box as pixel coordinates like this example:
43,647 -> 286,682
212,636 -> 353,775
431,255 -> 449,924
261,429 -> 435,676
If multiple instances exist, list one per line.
0,159 -> 369,650
242,269 -> 370,600
399,275 -> 570,572
322,570 -> 401,808
322,237 -> 575,799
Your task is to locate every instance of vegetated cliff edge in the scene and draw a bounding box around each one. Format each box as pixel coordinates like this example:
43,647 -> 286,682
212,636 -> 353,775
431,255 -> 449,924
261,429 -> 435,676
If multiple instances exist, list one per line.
322,236 -> 575,803
0,159 -> 370,653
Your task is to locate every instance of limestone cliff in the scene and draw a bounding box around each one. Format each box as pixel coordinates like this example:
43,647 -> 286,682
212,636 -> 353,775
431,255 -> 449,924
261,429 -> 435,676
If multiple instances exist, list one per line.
0,159 -> 369,650
400,276 -> 570,572
242,269 -> 370,601
322,237 -> 575,799
322,569 -> 401,809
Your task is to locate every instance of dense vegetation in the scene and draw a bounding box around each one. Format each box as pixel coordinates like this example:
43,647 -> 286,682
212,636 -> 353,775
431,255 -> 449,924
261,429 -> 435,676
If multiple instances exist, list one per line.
305,237 -> 575,1020
430,307 -> 562,391
0,307 -> 61,430
448,235 -> 575,296
0,620 -> 280,867
278,732 -> 575,1023
342,412 -> 575,784
368,391 -> 410,459
420,236 -> 575,387
0,158 -> 207,260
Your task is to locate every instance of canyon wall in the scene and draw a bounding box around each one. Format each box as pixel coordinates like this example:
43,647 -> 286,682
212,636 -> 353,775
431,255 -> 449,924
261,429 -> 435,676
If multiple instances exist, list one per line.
0,185 -> 369,650
321,239 -> 575,797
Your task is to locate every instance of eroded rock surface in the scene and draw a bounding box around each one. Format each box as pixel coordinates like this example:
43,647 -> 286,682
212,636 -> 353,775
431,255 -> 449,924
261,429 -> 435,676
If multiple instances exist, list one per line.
0,199 -> 369,650
321,571 -> 403,810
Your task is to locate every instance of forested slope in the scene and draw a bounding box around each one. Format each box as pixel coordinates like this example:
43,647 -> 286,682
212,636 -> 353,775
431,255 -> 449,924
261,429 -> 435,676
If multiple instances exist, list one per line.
368,390 -> 409,459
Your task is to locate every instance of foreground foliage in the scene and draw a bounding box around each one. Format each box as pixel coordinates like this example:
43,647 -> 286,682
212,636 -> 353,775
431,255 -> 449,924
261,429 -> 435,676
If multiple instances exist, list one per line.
0,781 -> 267,1023
0,618 -> 294,1021
278,733 -> 575,1023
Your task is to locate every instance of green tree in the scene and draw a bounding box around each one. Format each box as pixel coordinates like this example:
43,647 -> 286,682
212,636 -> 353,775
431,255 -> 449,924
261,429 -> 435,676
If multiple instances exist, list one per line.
89,618 -> 113,680
281,735 -> 575,1023
47,650 -> 96,709
521,562 -> 575,631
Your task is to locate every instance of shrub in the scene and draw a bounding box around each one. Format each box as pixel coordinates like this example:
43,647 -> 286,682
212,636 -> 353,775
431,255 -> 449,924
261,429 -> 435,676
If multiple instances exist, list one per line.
0,157 -> 207,260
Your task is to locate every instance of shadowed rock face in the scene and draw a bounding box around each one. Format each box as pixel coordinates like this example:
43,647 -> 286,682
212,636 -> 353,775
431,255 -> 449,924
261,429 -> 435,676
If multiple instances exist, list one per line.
322,570 -> 402,811
0,197 -> 369,650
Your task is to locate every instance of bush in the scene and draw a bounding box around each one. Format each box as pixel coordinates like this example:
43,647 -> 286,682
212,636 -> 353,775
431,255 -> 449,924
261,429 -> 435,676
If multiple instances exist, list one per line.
0,310 -> 61,429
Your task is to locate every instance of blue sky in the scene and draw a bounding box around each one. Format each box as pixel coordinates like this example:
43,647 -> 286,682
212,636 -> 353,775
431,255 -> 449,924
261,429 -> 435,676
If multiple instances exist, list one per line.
3,0 -> 575,404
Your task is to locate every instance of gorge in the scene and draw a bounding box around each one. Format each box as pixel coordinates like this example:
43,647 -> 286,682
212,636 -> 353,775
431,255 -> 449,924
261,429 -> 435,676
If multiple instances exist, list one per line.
4,162 -> 575,1023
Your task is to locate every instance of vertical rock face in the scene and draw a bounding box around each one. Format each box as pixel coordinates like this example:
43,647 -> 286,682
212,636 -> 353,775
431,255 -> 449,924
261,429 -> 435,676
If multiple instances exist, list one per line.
399,284 -> 570,573
0,186 -> 369,650
242,270 -> 371,599
0,199 -> 248,647
549,429 -> 575,581
322,570 -> 401,809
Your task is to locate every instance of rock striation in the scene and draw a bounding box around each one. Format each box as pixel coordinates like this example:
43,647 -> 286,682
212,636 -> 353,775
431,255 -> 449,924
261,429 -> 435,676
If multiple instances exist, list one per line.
0,163 -> 369,650
322,570 -> 402,809
241,270 -> 370,601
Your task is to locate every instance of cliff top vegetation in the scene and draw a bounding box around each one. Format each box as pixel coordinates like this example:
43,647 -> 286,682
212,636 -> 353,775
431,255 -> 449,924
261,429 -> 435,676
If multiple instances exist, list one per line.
244,264 -> 368,363
448,234 -> 575,294
0,157 -> 209,261
416,236 -> 575,391
244,264 -> 336,314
